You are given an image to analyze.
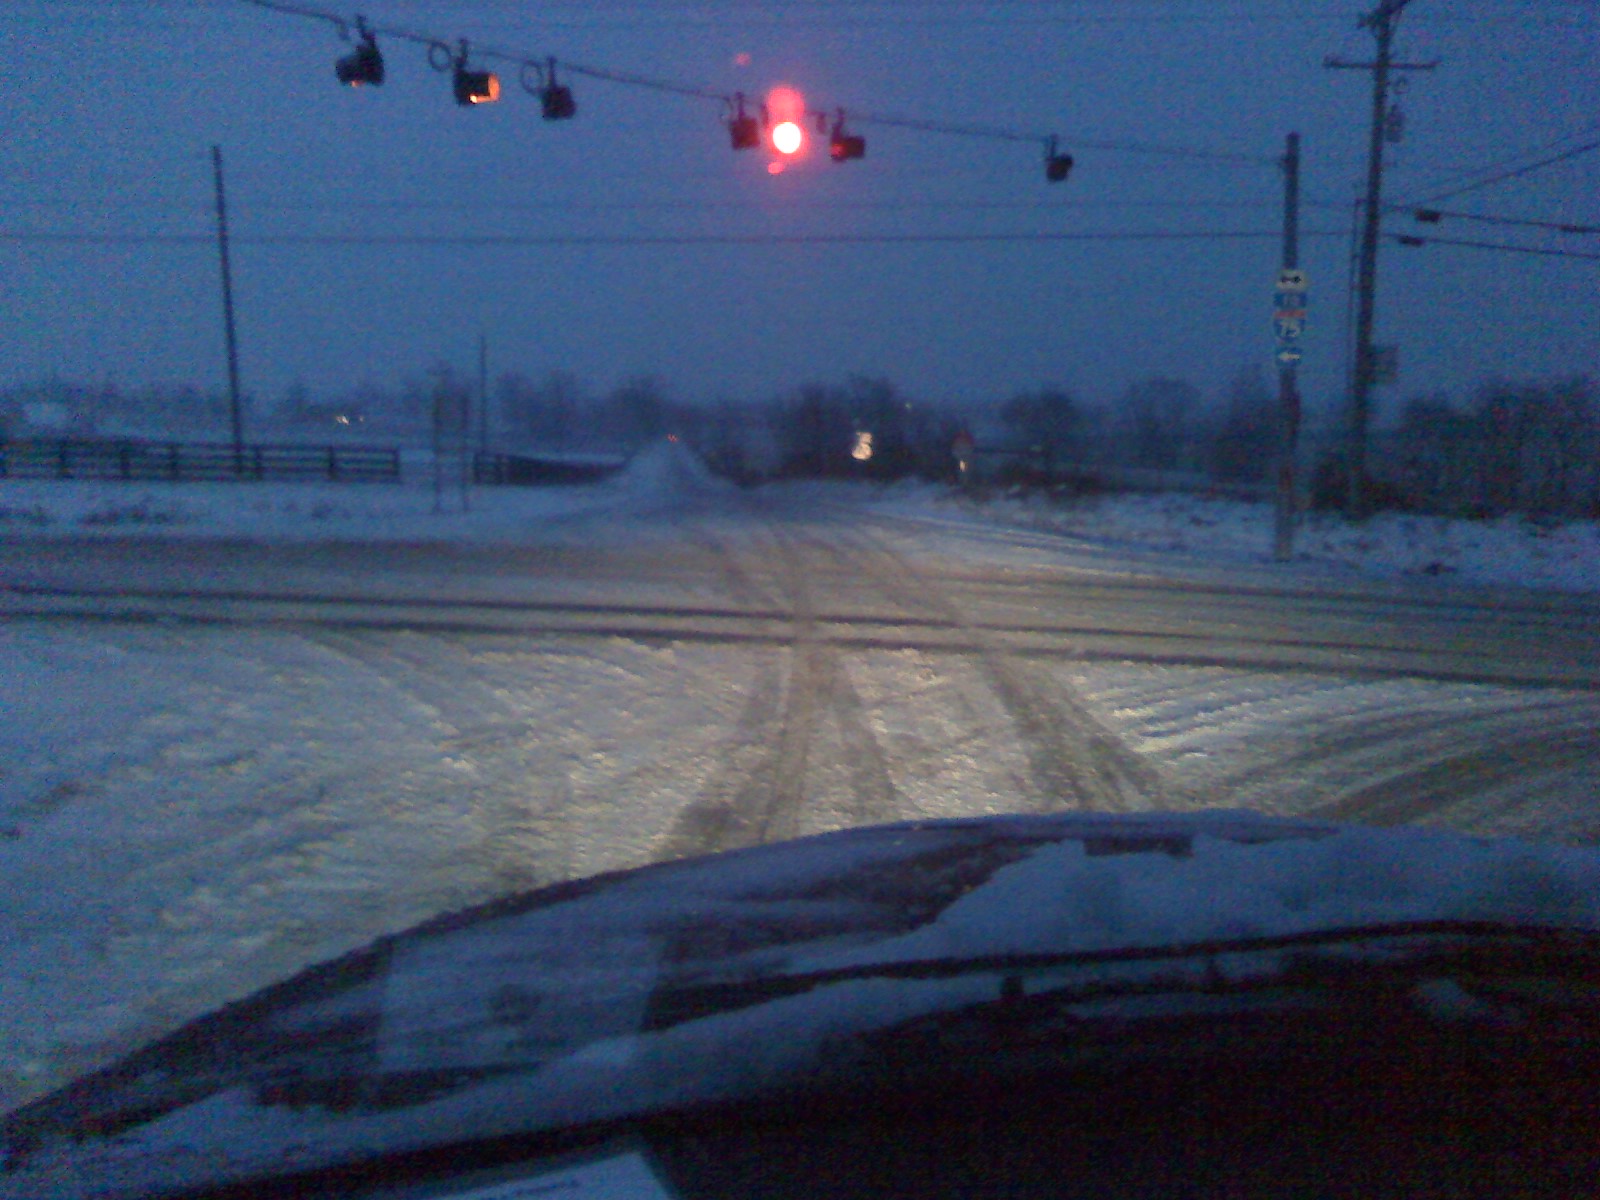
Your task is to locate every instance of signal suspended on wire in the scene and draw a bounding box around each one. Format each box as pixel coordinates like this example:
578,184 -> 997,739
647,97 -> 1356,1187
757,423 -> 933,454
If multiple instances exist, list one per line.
247,0 -> 1094,182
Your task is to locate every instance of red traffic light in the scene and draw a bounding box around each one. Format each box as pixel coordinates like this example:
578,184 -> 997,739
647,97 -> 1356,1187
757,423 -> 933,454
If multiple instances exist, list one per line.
766,85 -> 806,158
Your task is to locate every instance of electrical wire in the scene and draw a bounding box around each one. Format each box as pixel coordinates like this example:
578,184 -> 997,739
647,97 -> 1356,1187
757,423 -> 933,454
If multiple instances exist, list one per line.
1388,205 -> 1599,236
1403,140 -> 1600,207
0,195 -> 1347,216
0,228 -> 1349,247
1388,233 -> 1600,262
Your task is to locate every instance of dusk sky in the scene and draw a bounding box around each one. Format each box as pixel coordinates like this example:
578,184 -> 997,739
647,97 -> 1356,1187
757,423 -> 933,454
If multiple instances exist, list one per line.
3,0 -> 1596,431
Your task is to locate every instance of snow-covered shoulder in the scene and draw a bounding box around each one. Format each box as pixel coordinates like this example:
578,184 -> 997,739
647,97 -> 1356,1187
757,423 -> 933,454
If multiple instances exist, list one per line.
836,482 -> 1600,595
0,439 -> 724,544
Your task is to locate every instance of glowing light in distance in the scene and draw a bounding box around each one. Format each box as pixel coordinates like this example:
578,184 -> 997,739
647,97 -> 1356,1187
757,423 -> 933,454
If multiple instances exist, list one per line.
852,432 -> 874,461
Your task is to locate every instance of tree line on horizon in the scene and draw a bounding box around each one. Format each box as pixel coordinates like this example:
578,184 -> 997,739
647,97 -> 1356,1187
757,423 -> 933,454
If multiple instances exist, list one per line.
3,368 -> 1596,520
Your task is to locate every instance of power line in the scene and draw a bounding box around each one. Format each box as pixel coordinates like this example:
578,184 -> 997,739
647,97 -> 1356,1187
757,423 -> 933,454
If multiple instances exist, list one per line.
1403,141 -> 1600,206
1390,205 -> 1599,236
0,228 -> 1349,247
1388,233 -> 1600,262
0,195 -> 1354,215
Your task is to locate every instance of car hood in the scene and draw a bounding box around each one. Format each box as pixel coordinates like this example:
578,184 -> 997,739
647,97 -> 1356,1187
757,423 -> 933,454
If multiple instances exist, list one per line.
7,810 -> 1600,1197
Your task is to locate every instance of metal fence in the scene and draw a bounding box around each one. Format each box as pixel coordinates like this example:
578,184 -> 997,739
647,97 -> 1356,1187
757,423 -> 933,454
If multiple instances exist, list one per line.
0,439 -> 401,484
472,452 -> 625,486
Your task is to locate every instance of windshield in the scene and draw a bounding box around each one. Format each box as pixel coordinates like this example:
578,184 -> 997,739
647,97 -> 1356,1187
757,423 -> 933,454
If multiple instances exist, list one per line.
2,1 -> 1599,1195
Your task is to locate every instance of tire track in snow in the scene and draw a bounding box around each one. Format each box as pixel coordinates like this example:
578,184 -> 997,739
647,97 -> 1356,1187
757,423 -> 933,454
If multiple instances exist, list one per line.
1302,712 -> 1600,829
807,524 -> 1166,814
659,523 -> 904,858
1049,662 -> 1600,841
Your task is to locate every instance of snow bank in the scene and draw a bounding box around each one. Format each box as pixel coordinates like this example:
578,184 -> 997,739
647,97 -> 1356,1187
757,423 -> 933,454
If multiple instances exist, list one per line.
601,438 -> 728,511
0,439 -> 721,543
854,484 -> 1600,594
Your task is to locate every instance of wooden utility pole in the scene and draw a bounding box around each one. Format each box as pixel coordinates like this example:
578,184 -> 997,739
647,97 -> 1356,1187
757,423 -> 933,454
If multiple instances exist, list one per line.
1273,132 -> 1302,562
1326,0 -> 1436,517
211,145 -> 245,471
477,332 -> 489,454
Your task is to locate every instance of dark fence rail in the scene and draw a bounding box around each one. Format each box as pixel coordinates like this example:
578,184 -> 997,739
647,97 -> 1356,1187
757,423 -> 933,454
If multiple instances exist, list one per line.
967,448 -> 1274,499
0,439 -> 401,484
473,452 -> 625,486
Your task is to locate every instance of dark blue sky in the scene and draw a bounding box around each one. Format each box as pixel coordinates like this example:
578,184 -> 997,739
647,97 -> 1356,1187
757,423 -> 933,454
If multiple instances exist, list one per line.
3,0 -> 1596,429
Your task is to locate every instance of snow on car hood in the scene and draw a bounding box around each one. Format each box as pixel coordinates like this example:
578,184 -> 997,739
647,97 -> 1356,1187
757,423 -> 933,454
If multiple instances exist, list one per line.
8,810 -> 1600,1198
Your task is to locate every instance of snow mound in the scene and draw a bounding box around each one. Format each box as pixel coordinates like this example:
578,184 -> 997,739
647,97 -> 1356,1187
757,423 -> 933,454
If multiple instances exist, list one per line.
607,440 -> 725,505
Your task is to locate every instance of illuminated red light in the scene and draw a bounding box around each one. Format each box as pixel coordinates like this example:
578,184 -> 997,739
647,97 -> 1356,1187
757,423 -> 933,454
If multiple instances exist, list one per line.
772,121 -> 803,155
765,85 -> 806,159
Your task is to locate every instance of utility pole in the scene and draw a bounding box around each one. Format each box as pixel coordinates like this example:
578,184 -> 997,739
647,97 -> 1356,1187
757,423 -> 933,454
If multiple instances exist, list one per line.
211,145 -> 245,472
1273,131 -> 1302,563
477,332 -> 489,455
1326,0 -> 1436,517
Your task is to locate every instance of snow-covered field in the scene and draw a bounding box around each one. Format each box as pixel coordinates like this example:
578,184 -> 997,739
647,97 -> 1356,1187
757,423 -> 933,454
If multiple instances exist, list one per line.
857,483 -> 1600,596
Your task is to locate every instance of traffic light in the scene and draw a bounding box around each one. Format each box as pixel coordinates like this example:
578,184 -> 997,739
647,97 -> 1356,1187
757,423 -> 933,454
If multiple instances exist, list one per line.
334,23 -> 383,87
454,67 -> 499,104
1045,135 -> 1073,183
540,58 -> 576,120
829,112 -> 865,162
448,42 -> 499,105
765,85 -> 806,161
728,93 -> 761,150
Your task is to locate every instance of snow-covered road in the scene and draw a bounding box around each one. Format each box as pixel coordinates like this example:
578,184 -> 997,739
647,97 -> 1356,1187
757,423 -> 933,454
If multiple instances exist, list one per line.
4,447 -> 1600,1114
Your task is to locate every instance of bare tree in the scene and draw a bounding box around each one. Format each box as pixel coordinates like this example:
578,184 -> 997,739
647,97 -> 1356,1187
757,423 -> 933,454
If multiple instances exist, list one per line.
1114,377 -> 1202,471
1210,366 -> 1276,482
1001,387 -> 1080,477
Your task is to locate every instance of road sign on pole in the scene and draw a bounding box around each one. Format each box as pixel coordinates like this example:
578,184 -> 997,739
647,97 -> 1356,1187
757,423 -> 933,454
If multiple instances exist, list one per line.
1276,266 -> 1309,292
1274,316 -> 1306,342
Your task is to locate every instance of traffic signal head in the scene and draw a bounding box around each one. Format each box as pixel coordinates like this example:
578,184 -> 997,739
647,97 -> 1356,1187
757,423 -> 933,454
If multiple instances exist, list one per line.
728,94 -> 761,150
446,41 -> 498,105
765,86 -> 806,160
831,134 -> 865,161
335,26 -> 384,86
540,59 -> 576,120
542,84 -> 576,119
1044,136 -> 1073,182
829,112 -> 865,162
454,65 -> 500,105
